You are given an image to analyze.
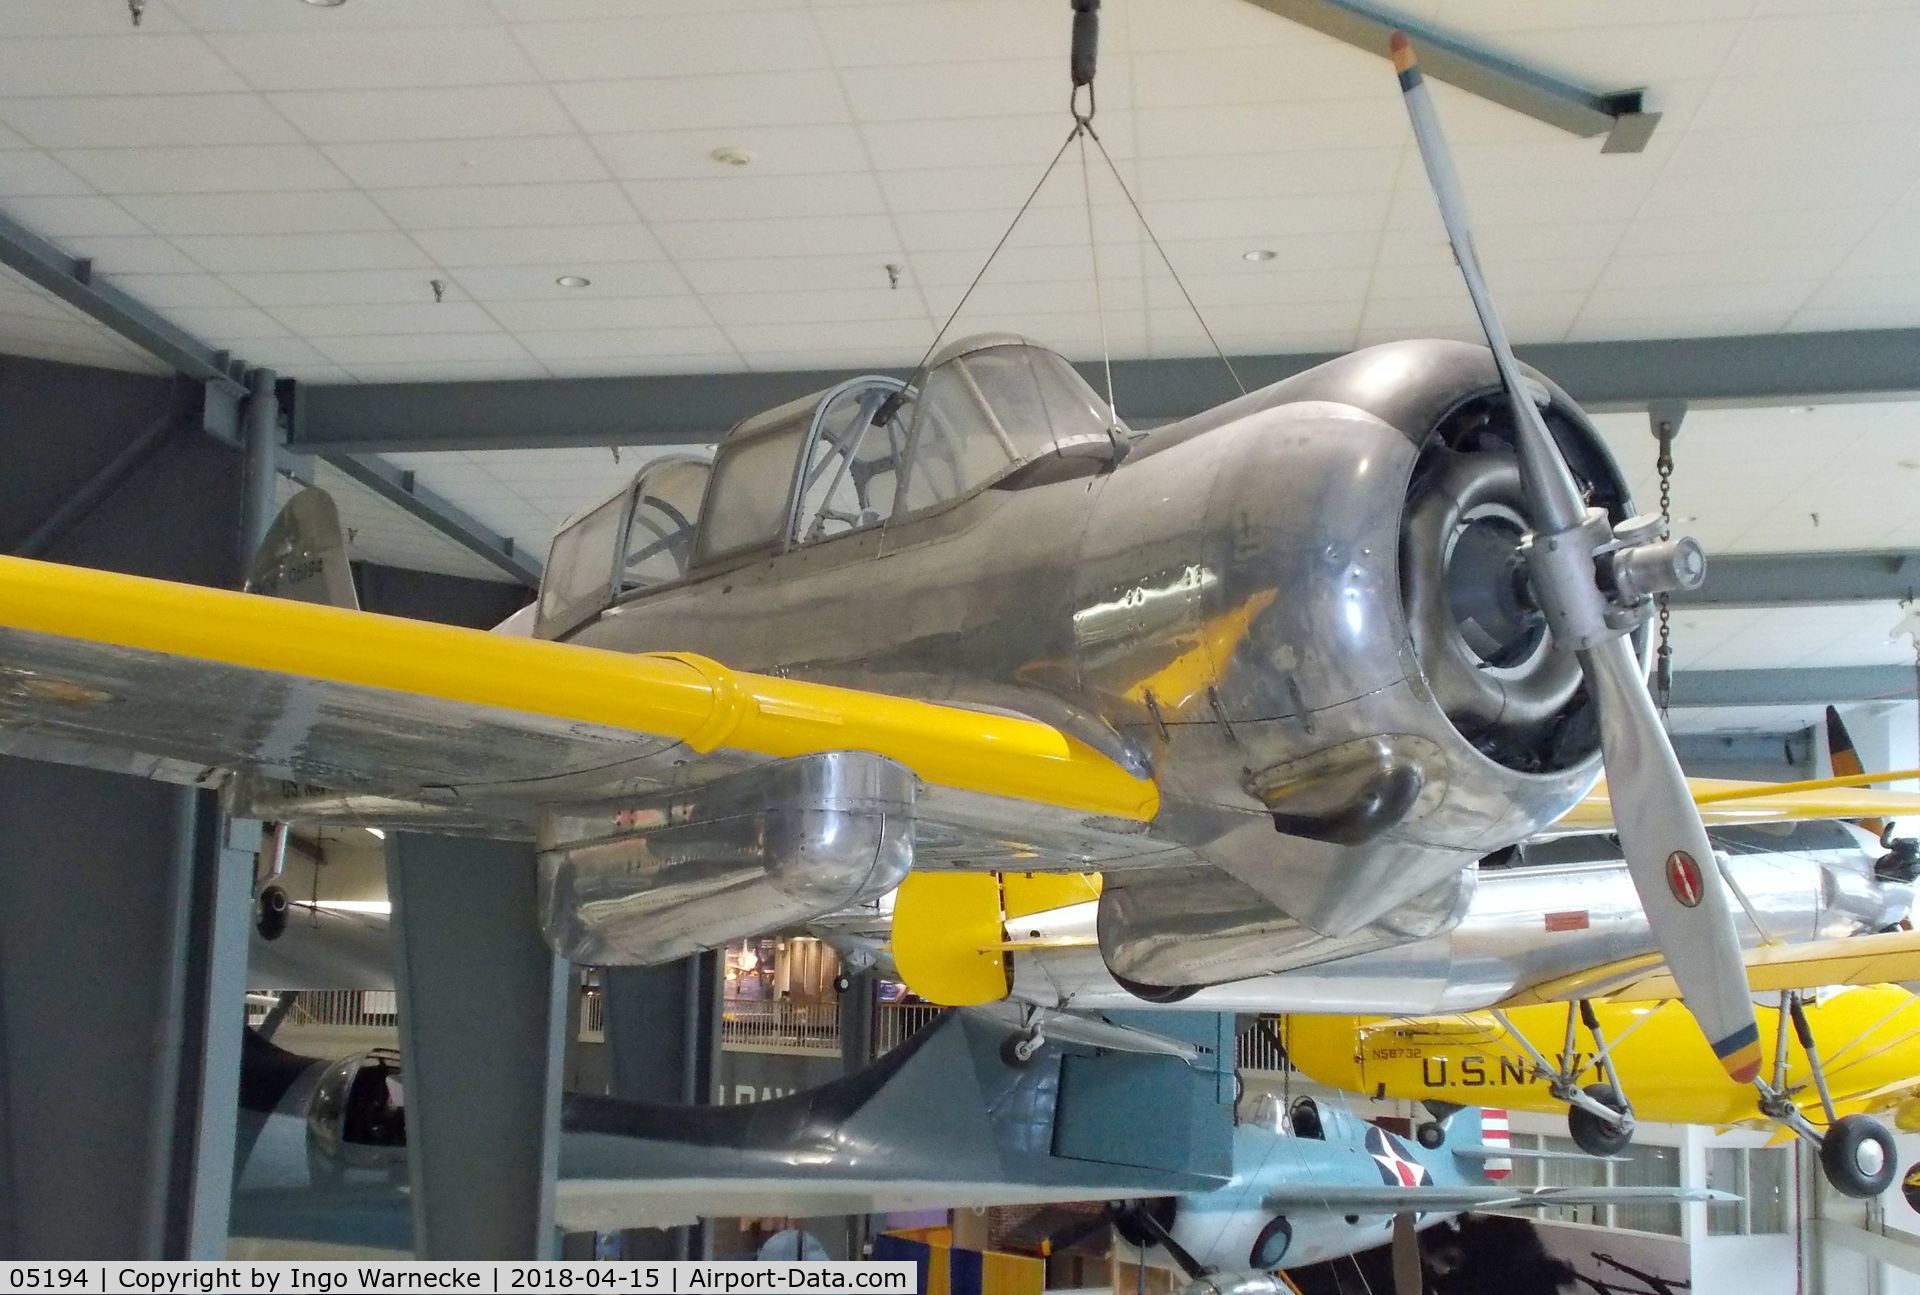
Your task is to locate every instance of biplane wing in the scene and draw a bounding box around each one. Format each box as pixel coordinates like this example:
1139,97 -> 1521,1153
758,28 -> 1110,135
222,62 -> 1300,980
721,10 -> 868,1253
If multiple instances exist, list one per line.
0,554 -> 1158,842
1500,928 -> 1920,1007
1560,775 -> 1920,833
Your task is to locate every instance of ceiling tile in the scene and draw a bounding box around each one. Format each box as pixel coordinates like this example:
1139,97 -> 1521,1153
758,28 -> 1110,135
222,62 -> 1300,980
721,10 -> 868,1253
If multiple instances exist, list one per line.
0,2 -> 187,35
1132,149 -> 1400,204
56,144 -> 347,195
104,272 -> 250,308
206,27 -> 537,91
165,304 -> 288,339
515,325 -> 735,361
445,261 -> 687,301
0,151 -> 93,197
482,296 -> 715,332
0,196 -> 146,238
171,231 -> 434,273
118,190 -> 393,236
343,359 -> 554,384
370,182 -> 635,230
0,34 -> 245,95
840,58 -> 1131,123
652,213 -> 902,261
1134,100 -> 1407,158
222,268 -> 461,307
0,94 -> 302,148
813,1 -> 1064,69
594,124 -> 870,181
725,317 -> 933,354
310,331 -> 532,366
702,288 -> 929,327
555,72 -> 849,133
624,172 -> 884,223
271,302 -> 502,336
322,136 -> 609,189
411,223 -> 663,267
512,11 -> 829,80
267,85 -> 576,143
860,114 -> 1135,172
678,253 -> 916,296
167,0 -> 501,30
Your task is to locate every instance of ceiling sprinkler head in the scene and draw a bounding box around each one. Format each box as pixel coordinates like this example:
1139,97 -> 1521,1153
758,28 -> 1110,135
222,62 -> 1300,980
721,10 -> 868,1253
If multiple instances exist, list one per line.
711,146 -> 755,168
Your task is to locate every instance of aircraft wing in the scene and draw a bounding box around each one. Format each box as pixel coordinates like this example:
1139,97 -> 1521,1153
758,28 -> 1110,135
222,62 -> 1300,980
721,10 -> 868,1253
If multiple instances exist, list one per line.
1557,776 -> 1920,833
1259,1185 -> 1733,1213
0,555 -> 1157,842
1501,928 -> 1920,1006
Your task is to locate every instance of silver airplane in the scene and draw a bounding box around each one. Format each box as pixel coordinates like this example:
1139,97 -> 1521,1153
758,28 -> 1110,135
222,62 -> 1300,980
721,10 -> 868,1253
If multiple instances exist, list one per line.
4,31 -> 1899,1083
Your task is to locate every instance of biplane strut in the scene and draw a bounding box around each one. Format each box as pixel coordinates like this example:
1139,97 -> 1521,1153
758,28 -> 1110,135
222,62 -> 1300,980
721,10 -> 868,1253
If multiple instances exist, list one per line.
1479,991 -> 1900,1198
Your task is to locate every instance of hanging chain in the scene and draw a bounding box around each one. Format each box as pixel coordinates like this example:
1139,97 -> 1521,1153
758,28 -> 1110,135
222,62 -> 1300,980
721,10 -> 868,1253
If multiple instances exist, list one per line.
1654,426 -> 1676,726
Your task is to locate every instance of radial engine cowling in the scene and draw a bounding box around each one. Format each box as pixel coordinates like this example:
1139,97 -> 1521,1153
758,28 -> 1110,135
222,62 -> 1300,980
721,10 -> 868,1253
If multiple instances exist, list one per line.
537,751 -> 912,964
1085,340 -> 1641,989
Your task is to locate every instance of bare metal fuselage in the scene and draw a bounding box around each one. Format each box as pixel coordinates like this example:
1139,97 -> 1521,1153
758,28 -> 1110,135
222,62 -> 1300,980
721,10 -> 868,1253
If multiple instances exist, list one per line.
563,339 -> 1630,988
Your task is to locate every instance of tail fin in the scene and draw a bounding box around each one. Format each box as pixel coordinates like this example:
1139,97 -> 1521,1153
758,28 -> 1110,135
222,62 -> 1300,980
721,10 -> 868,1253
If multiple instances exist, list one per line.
1476,1107 -> 1510,1181
1827,706 -> 1888,840
246,488 -> 358,610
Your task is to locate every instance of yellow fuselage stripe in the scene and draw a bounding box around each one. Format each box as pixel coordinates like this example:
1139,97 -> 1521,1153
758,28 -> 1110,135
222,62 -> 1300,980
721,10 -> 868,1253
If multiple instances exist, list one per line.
0,555 -> 1159,821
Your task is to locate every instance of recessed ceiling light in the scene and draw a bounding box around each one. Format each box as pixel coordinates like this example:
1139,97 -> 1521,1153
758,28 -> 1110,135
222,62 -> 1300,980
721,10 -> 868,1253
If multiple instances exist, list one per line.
711,146 -> 755,168
1242,249 -> 1277,262
555,275 -> 591,288
300,0 -> 347,7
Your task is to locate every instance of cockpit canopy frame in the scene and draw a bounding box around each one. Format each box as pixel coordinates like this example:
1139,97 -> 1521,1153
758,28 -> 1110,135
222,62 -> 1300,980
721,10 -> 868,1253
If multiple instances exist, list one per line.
535,335 -> 1123,638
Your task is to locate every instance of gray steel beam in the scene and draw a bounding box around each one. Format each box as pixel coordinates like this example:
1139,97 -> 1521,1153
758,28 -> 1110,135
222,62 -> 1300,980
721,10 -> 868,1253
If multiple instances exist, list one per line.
237,369 -> 280,564
389,834 -> 567,1260
1678,551 -> 1920,608
1671,666 -> 1916,709
0,208 -> 247,399
326,451 -> 542,587
1245,0 -> 1657,150
289,329 -> 1920,453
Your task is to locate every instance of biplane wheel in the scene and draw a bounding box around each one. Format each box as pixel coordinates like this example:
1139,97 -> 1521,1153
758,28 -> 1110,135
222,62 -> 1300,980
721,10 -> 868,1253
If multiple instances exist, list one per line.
1568,1084 -> 1632,1157
1000,1032 -> 1043,1069
832,973 -> 853,994
255,885 -> 289,942
1821,1115 -> 1897,1199
1416,1121 -> 1446,1150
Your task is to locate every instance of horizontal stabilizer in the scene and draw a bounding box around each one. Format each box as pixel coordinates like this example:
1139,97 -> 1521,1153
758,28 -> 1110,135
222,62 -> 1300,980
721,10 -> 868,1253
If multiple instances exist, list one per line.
1451,1145 -> 1624,1163
1262,1185 -> 1734,1213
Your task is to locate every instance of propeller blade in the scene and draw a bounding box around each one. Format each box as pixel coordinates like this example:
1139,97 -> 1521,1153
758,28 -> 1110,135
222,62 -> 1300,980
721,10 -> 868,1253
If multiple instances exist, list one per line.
1388,31 -> 1760,1083
1586,635 -> 1760,1080
1391,1213 -> 1421,1295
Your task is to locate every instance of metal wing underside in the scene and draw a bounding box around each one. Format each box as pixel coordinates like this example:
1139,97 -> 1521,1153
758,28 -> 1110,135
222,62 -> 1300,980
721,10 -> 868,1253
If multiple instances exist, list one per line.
0,620 -> 1183,871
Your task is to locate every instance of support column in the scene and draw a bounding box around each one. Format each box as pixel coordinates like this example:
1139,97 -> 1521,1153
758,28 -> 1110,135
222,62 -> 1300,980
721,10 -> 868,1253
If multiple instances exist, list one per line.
389,834 -> 567,1260
0,773 -> 251,1257
603,955 -> 720,1259
237,367 -> 279,563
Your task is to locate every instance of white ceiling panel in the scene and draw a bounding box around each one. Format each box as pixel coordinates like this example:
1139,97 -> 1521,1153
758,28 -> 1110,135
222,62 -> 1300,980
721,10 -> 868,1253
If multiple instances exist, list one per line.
0,0 -> 1909,505
368,181 -> 635,230
206,27 -> 536,91
409,223 -> 663,268
117,190 -> 393,236
0,93 -> 303,149
322,136 -> 609,190
512,12 -> 830,82
54,144 -> 347,195
483,296 -> 715,333
445,261 -> 688,302
554,71 -> 851,134
0,34 -> 243,96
